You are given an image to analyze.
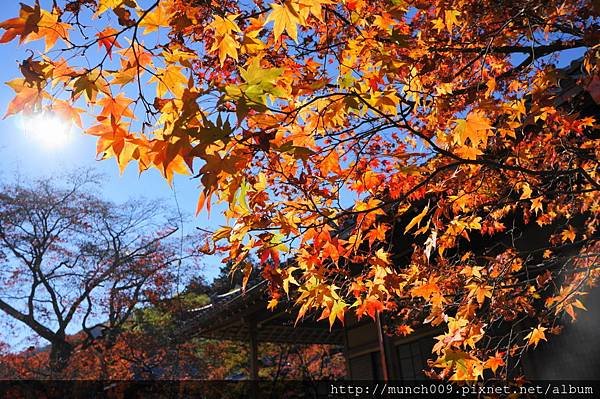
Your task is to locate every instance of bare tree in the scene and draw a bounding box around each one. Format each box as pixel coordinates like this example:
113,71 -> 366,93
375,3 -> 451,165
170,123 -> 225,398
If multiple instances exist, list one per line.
0,173 -> 182,374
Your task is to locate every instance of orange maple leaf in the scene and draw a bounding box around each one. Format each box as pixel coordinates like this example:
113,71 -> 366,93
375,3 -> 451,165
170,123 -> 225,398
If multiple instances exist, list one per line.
24,9 -> 71,52
0,3 -> 41,44
96,27 -> 122,59
560,226 -> 576,243
97,93 -> 134,120
4,84 -> 43,118
485,353 -> 505,374
396,324 -> 414,336
319,149 -> 342,176
52,100 -> 84,128
411,278 -> 441,300
364,296 -> 384,319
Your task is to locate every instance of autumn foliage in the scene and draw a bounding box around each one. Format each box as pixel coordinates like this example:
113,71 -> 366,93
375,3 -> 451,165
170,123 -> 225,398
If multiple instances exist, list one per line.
0,318 -> 345,381
0,265 -> 345,381
1,0 -> 599,381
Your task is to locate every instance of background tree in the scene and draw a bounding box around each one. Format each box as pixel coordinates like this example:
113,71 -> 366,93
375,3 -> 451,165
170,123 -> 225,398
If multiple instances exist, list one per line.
0,274 -> 346,381
0,254 -> 345,380
0,173 -> 181,375
0,0 -> 599,380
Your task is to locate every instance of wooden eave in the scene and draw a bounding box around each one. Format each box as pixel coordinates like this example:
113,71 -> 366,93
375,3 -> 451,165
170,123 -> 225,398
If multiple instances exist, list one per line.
174,281 -> 344,345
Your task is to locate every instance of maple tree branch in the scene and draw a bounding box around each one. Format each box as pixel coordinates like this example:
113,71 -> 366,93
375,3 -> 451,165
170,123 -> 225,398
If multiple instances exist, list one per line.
0,298 -> 57,343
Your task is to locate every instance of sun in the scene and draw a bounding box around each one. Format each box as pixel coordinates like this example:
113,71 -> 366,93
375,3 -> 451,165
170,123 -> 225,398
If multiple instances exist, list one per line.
20,112 -> 73,149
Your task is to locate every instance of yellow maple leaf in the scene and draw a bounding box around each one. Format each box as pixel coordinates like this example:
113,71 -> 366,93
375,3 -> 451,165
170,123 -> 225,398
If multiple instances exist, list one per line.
455,144 -> 483,160
561,226 -> 576,243
461,265 -> 483,278
436,82 -> 454,95
96,0 -> 124,16
265,1 -> 301,42
210,34 -> 239,66
453,111 -> 493,147
240,29 -> 266,55
563,299 -> 587,321
207,15 -> 241,65
466,283 -> 493,305
485,78 -> 496,98
531,197 -> 543,214
372,248 -> 391,266
328,300 -> 346,328
297,0 -> 332,22
404,204 -> 429,234
509,99 -> 527,120
432,17 -> 445,33
282,268 -> 299,294
519,182 -> 532,200
138,2 -> 173,34
150,64 -> 187,98
444,9 -> 460,33
210,14 -> 241,37
524,325 -> 547,347
267,298 -> 279,310
110,67 -> 137,86
160,153 -> 191,184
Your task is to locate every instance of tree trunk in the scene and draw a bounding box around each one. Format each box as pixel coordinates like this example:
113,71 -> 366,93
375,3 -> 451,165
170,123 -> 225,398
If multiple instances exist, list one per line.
49,341 -> 73,375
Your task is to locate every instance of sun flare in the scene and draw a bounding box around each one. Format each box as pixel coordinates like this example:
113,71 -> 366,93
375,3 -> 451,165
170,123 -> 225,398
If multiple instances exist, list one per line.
20,112 -> 73,149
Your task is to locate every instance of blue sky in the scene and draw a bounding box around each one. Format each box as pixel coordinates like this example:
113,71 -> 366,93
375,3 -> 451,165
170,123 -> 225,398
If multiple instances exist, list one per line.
0,1 -> 226,282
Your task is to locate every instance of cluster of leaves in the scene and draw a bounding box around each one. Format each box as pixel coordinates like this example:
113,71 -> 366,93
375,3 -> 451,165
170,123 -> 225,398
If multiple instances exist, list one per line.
1,0 -> 599,380
0,333 -> 345,381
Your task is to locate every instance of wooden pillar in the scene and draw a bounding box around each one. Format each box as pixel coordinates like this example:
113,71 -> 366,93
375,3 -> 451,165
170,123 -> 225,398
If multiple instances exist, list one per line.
376,312 -> 389,381
249,319 -> 259,380
248,318 -> 259,398
342,318 -> 352,379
